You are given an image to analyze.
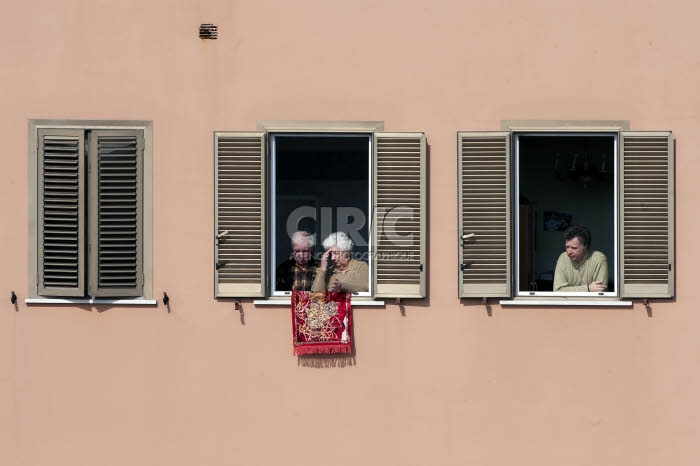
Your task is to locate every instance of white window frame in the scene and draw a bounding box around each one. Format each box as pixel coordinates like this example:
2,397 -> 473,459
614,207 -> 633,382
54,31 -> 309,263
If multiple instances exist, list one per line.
513,131 -> 619,298
269,132 -> 374,298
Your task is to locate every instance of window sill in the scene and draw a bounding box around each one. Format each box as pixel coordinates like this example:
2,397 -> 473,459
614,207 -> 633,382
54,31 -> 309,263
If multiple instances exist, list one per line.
25,298 -> 158,305
499,298 -> 632,307
253,298 -> 385,307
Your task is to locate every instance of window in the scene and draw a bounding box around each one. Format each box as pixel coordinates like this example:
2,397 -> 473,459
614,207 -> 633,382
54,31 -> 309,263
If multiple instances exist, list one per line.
28,120 -> 152,300
270,133 -> 371,296
516,133 -> 617,296
458,122 -> 674,300
214,121 -> 426,300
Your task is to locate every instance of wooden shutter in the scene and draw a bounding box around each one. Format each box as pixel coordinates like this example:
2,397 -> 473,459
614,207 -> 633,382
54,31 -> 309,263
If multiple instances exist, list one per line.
215,132 -> 266,297
37,129 -> 86,297
372,133 -> 426,298
458,132 -> 512,298
620,131 -> 674,298
89,130 -> 143,297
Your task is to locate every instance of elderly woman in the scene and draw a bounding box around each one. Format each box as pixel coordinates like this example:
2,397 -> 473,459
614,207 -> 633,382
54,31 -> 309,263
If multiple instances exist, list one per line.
311,232 -> 369,293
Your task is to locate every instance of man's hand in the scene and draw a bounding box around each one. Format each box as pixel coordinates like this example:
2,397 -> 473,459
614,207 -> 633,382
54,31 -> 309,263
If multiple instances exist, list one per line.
588,280 -> 607,292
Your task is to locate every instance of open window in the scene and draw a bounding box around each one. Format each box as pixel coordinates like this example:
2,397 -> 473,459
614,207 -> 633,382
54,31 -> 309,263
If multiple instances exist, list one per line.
516,133 -> 616,296
458,123 -> 674,301
214,122 -> 427,301
270,133 -> 371,296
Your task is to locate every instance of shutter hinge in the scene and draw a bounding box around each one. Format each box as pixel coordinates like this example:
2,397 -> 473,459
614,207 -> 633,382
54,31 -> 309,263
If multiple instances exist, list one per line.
669,264 -> 672,271
460,262 -> 473,271
419,264 -> 423,272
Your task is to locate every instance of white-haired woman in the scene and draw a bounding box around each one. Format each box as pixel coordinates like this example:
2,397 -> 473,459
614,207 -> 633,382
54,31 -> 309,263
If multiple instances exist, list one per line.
311,232 -> 369,293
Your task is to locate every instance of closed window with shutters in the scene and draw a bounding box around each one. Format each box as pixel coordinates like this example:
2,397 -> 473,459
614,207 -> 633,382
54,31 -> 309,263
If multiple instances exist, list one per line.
458,122 -> 674,302
29,121 -> 152,300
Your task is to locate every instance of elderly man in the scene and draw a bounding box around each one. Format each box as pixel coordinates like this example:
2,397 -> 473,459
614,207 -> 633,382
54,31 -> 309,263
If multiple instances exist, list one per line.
275,231 -> 319,291
553,225 -> 608,292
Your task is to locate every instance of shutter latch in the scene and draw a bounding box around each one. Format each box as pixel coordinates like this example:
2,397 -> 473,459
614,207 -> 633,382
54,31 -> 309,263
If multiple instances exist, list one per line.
216,230 -> 230,245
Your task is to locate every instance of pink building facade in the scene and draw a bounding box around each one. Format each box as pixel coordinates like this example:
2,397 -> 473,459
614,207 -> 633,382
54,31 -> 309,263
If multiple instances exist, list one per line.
1,1 -> 697,465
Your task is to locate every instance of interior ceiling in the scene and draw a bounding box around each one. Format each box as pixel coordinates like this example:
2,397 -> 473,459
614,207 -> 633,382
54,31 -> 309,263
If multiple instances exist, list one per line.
275,135 -> 370,181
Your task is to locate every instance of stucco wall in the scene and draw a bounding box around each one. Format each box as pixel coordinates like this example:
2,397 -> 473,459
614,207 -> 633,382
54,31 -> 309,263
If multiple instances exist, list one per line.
2,1 -> 699,465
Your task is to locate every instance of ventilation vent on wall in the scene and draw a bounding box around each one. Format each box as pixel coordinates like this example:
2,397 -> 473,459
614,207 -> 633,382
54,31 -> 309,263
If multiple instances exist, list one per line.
199,24 -> 218,39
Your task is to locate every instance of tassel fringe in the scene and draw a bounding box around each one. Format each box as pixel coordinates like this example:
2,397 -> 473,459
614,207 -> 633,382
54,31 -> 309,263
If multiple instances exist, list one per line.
294,344 -> 352,356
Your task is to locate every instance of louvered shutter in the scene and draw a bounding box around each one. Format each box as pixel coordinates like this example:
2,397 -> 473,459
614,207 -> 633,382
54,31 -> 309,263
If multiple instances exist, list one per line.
37,129 -> 86,297
89,130 -> 143,297
215,132 -> 266,297
458,132 -> 512,298
372,133 -> 426,298
620,131 -> 674,298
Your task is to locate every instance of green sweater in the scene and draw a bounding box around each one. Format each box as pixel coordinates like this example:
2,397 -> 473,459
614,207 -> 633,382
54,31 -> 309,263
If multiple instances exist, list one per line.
553,250 -> 608,292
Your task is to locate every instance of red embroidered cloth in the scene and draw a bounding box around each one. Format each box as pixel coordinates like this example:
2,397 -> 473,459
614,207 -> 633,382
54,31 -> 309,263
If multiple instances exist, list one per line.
291,291 -> 352,355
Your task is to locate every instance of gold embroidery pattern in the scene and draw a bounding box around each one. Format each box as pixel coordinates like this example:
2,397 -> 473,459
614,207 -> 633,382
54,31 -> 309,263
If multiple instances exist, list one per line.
295,292 -> 340,342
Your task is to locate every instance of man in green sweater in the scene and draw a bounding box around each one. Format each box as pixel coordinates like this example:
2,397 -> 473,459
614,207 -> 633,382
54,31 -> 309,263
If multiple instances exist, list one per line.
553,225 -> 608,292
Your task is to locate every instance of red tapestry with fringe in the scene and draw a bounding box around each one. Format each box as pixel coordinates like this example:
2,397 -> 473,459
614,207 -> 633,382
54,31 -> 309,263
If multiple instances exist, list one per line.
291,291 -> 352,355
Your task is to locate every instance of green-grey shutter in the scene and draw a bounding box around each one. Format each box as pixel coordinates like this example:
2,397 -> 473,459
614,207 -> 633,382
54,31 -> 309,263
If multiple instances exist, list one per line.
37,129 -> 86,297
89,129 -> 144,297
458,132 -> 512,298
620,131 -> 674,298
215,132 -> 266,297
372,132 -> 426,298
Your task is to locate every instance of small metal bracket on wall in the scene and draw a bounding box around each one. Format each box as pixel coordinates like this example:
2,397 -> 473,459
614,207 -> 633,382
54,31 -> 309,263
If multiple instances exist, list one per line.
482,297 -> 492,316
11,291 -> 17,304
234,300 -> 245,324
